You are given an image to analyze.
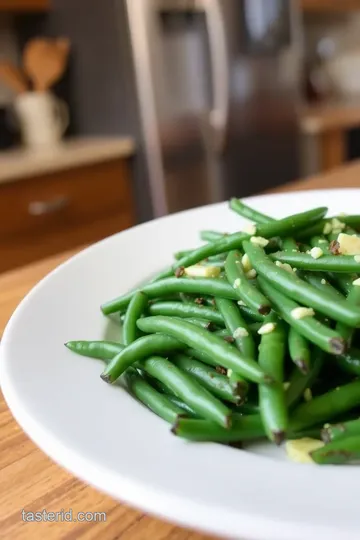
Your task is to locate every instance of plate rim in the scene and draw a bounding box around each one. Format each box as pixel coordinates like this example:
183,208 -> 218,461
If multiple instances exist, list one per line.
2,188 -> 360,540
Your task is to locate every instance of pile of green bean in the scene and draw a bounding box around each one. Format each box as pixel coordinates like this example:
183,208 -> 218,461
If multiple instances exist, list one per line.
66,199 -> 360,465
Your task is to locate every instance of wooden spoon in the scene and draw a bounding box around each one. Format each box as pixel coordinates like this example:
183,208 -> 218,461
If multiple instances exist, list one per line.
0,62 -> 28,94
23,38 -> 70,92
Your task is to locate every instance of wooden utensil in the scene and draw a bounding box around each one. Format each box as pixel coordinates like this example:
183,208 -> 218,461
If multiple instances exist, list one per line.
0,61 -> 28,94
23,38 -> 70,92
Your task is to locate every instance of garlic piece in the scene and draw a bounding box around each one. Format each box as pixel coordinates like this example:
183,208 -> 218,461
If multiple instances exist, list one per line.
233,327 -> 249,339
258,322 -> 276,335
286,438 -> 324,464
291,307 -> 315,320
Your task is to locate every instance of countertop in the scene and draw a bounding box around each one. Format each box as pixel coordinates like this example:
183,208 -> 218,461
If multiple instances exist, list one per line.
300,101 -> 360,134
0,137 -> 135,185
2,160 -> 360,539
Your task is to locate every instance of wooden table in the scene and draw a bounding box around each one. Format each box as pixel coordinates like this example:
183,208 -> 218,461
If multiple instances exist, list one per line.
1,160 -> 360,539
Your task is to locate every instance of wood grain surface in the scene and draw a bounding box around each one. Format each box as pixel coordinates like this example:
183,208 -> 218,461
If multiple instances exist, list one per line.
1,161 -> 360,539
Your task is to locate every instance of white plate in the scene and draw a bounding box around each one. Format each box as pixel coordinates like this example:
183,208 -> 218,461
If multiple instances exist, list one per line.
1,189 -> 360,540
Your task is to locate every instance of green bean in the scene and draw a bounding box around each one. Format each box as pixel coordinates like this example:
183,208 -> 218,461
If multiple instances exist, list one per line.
336,285 -> 360,346
150,295 -> 182,304
258,318 -> 288,444
205,254 -> 228,263
289,380 -> 360,432
234,402 -> 260,415
174,250 -> 227,263
296,215 -> 360,240
138,370 -> 176,396
166,395 -> 199,418
124,368 -> 184,423
258,278 -> 345,355
225,250 -> 271,314
179,293 -> 199,304
148,301 -> 224,325
287,427 -> 324,440
213,328 -> 233,339
200,230 -> 226,242
122,292 -> 148,346
141,356 -> 232,427
185,348 -> 223,369
100,334 -> 186,383
286,349 -> 325,408
229,198 -> 274,224
288,327 -> 311,374
69,344 -> 186,407
214,297 -> 256,359
174,249 -> 193,260
301,272 -> 345,303
174,317 -> 216,331
172,414 -> 265,442
245,241 -> 360,327
265,237 -> 283,252
238,304 -> 266,322
101,277 -> 239,315
67,342 -> 206,417
200,260 -> 225,269
154,207 -> 327,281
335,347 -> 360,376
228,371 -> 249,394
270,251 -> 360,273
333,215 -> 360,228
328,273 -> 357,295
328,231 -> 341,243
86,337 -> 235,396
299,243 -> 311,253
321,417 -> 360,443
249,322 -> 263,333
296,220 -> 327,240
172,353 -> 246,404
65,340 -> 124,360
344,226 -> 358,236
135,316 -> 270,384
282,237 -> 298,252
310,236 -> 330,254
311,436 -> 360,465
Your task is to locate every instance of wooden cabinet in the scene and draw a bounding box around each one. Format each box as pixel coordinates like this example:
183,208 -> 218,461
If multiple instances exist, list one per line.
0,158 -> 135,273
0,0 -> 49,11
302,0 -> 360,11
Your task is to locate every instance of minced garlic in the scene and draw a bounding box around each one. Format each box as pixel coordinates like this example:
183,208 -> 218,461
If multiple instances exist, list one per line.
242,224 -> 257,235
291,307 -> 315,320
310,247 -> 323,259
246,269 -> 257,279
275,261 -> 294,274
250,236 -> 269,247
337,233 -> 360,255
241,253 -> 252,273
286,438 -> 324,464
184,265 -> 221,278
233,327 -> 249,339
258,322 -> 276,335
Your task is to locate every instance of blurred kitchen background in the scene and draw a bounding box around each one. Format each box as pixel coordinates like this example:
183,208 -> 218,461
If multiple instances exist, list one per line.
1,0 -> 360,274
